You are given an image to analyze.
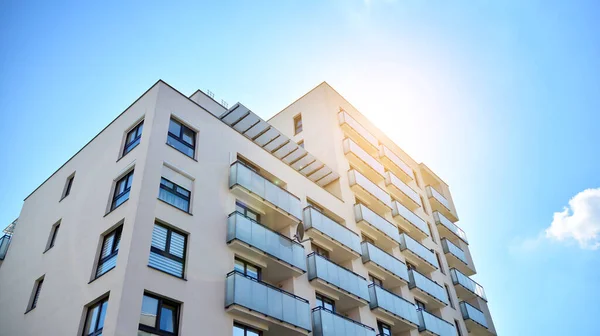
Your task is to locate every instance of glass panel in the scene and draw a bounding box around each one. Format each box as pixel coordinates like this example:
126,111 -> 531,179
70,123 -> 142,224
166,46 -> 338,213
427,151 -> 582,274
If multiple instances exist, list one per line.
356,204 -> 400,242
96,255 -> 117,277
234,260 -> 245,273
400,234 -> 438,268
97,301 -> 108,330
409,270 -> 448,304
233,326 -> 245,336
393,201 -> 429,235
139,295 -> 158,327
169,231 -> 185,258
308,254 -> 369,301
361,242 -> 409,282
100,234 -> 114,259
304,207 -> 361,255
85,305 -> 99,334
148,252 -> 183,277
246,264 -> 259,280
159,306 -> 175,332
182,129 -> 194,146
167,135 -> 194,157
151,225 -> 168,251
113,191 -> 129,208
168,119 -> 181,135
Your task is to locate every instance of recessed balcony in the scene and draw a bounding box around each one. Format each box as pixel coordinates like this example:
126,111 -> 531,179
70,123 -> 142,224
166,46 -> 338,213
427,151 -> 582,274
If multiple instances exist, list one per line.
303,207 -> 362,263
385,172 -> 421,210
417,309 -> 456,336
225,271 -> 312,334
426,186 -> 457,222
379,144 -> 414,183
354,203 -> 400,251
460,302 -> 493,335
392,201 -> 429,241
229,161 -> 302,230
226,212 -> 306,283
311,307 -> 376,336
338,110 -> 379,154
307,253 -> 370,311
433,211 -> 468,244
348,169 -> 392,216
441,238 -> 474,276
450,268 -> 487,302
343,138 -> 385,182
368,284 -> 419,332
361,242 -> 409,288
408,269 -> 448,309
398,234 -> 438,274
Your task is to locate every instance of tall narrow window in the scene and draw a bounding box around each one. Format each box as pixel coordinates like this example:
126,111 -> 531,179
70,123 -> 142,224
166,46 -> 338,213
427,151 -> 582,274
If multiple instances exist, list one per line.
95,226 -> 122,278
45,222 -> 60,252
312,243 -> 329,260
454,320 -> 463,336
234,258 -> 260,280
429,223 -> 436,243
149,223 -> 187,278
234,323 -> 262,336
236,201 -> 260,222
167,118 -> 196,158
158,178 -> 191,213
111,171 -> 134,210
139,293 -> 180,335
83,297 -> 108,336
378,321 -> 392,336
293,114 -> 303,134
27,276 -> 44,312
123,120 -> 144,155
436,252 -> 445,275
445,284 -> 455,309
316,293 -> 335,312
415,299 -> 426,311
420,195 -> 428,214
62,174 -> 75,200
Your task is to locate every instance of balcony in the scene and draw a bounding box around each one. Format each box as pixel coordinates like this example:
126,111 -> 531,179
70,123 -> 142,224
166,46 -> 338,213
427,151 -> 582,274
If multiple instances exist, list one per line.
348,169 -> 392,216
450,268 -> 487,302
229,161 -> 302,229
379,145 -> 414,183
0,235 -> 11,261
408,270 -> 448,308
460,302 -> 493,335
426,186 -> 457,222
225,271 -> 312,334
354,204 -> 400,250
338,110 -> 379,154
441,238 -> 474,276
227,212 -> 306,282
361,242 -> 409,288
398,234 -> 438,274
368,284 -> 419,332
303,207 -> 362,263
433,212 -> 468,244
392,201 -> 429,241
343,138 -> 385,182
417,309 -> 455,336
307,253 -> 370,310
312,307 -> 376,336
385,172 -> 421,210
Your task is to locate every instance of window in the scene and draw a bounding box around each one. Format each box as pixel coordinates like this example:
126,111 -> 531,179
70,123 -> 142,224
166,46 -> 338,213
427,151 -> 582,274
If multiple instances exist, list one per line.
369,274 -> 383,286
95,226 -> 122,278
293,114 -> 303,134
111,170 -> 134,210
82,297 -> 108,336
45,222 -> 60,252
428,223 -> 436,243
454,320 -> 463,336
234,323 -> 261,336
420,195 -> 428,214
362,235 -> 374,244
167,118 -> 195,158
123,120 -> 144,155
158,178 -> 191,213
236,201 -> 260,222
316,293 -> 335,312
297,140 -> 304,148
436,252 -> 445,274
307,199 -> 324,213
415,299 -> 426,311
62,174 -> 75,199
445,284 -> 455,309
234,258 -> 260,280
139,293 -> 180,336
378,321 -> 392,336
149,223 -> 187,278
27,276 -> 44,311
312,243 -> 329,259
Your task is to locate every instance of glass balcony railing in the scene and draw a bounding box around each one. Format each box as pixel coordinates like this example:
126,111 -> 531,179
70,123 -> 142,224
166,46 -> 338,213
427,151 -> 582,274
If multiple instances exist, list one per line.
312,307 -> 376,336
227,212 -> 306,272
225,271 -> 312,332
348,169 -> 392,209
392,201 -> 429,237
338,111 -> 379,151
361,242 -> 409,282
460,301 -> 489,329
307,253 -> 370,302
343,138 -> 385,178
441,238 -> 468,264
417,309 -> 455,336
0,235 -> 11,260
304,207 -> 362,255
434,211 -> 468,243
229,161 -> 302,221
354,204 -> 400,243
369,284 -> 419,326
399,234 -> 438,269
408,270 -> 448,305
426,186 -> 451,210
450,268 -> 487,301
379,145 -> 414,181
385,172 -> 420,206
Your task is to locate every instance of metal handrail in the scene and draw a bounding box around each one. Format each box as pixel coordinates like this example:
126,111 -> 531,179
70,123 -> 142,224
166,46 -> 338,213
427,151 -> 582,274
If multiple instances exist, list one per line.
230,161 -> 300,201
312,307 -> 375,331
226,270 -> 309,303
227,211 -> 303,247
307,252 -> 367,281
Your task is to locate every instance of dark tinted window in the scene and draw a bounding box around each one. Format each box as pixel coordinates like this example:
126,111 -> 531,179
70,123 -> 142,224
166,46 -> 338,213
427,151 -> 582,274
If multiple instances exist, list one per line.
111,171 -> 134,210
123,121 -> 143,155
167,118 -> 195,158
139,293 -> 179,335
83,297 -> 108,336
96,226 -> 122,278
149,223 -> 187,278
158,178 -> 190,212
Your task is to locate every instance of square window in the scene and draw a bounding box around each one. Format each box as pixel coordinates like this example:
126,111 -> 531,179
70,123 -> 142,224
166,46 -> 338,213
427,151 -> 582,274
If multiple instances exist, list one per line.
158,178 -> 191,213
148,223 -> 187,278
123,120 -> 144,155
167,118 -> 196,158
111,171 -> 134,210
138,293 -> 180,335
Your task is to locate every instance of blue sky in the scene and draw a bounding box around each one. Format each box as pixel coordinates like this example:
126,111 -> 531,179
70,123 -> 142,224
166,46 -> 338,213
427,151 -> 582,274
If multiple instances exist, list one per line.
1,1 -> 600,334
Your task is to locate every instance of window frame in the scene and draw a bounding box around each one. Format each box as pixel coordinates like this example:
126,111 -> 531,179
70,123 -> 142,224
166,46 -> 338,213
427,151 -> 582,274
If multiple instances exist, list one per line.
293,114 -> 303,134
82,296 -> 109,336
234,257 -> 261,280
378,321 -> 392,336
235,201 -> 261,222
123,120 -> 144,156
138,293 -> 180,336
234,323 -> 263,336
415,299 -> 426,311
454,319 -> 463,336
61,174 -> 75,200
315,293 -> 336,313
167,118 -> 196,158
95,226 -> 123,279
369,274 -> 383,287
111,170 -> 134,211
27,276 -> 44,312
45,222 -> 60,252
158,177 -> 191,213
312,243 -> 329,259
436,252 -> 445,274
149,223 -> 187,279
445,284 -> 455,309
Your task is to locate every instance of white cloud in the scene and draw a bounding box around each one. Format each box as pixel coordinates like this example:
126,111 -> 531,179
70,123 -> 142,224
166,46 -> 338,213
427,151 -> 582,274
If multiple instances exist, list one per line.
545,188 -> 600,250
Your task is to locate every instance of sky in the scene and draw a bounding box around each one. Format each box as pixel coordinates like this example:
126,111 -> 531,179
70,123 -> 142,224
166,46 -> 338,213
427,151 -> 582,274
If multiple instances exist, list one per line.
1,0 -> 600,335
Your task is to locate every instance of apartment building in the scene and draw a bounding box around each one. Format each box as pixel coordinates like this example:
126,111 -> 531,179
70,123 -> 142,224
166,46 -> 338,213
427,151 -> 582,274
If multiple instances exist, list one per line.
0,80 -> 496,336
